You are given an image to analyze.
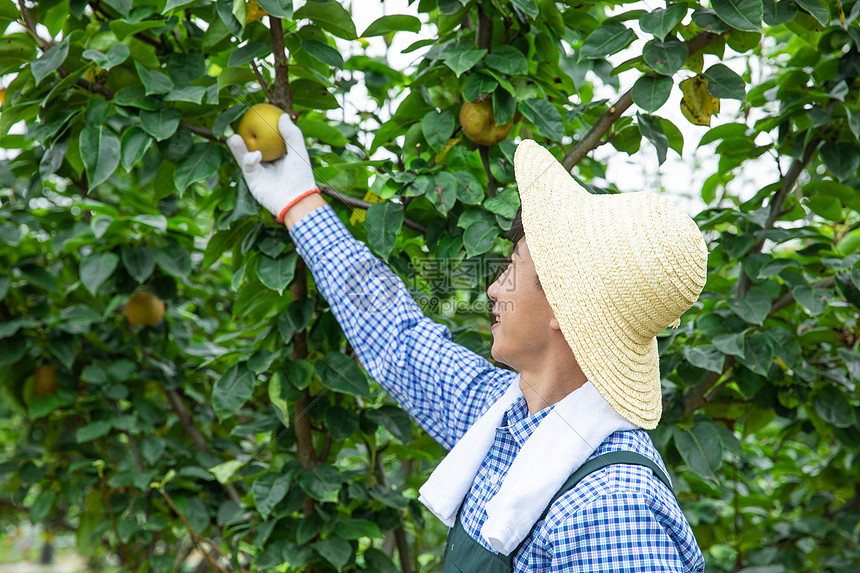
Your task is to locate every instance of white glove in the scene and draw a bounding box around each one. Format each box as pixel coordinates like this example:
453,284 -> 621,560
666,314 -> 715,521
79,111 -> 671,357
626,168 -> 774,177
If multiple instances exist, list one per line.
227,113 -> 320,222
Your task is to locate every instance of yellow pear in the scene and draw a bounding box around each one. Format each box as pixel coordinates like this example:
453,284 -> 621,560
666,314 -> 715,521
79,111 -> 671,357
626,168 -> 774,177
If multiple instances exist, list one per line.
125,290 -> 166,326
34,364 -> 58,397
236,103 -> 287,162
459,100 -> 513,147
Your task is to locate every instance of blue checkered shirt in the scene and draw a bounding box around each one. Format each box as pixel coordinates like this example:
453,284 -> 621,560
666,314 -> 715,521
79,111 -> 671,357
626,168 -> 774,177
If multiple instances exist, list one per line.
289,204 -> 705,572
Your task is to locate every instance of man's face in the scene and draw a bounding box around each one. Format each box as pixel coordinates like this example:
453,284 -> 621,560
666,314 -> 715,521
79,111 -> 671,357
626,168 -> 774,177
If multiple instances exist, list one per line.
486,237 -> 559,369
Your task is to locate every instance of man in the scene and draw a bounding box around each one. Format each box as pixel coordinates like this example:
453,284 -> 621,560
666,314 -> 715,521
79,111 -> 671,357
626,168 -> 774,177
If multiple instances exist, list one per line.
228,114 -> 707,572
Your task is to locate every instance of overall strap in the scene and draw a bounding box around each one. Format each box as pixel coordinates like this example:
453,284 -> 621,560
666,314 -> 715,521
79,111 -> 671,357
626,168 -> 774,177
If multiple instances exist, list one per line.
537,450 -> 674,525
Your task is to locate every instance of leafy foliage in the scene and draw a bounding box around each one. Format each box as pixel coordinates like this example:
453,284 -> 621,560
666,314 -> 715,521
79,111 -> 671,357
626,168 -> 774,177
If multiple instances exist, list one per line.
1,0 -> 859,571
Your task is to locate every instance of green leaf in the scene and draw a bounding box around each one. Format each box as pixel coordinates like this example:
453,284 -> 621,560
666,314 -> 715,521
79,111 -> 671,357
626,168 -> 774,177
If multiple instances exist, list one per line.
441,41 -> 487,77
485,46 -> 528,76
121,127 -> 153,171
252,472 -> 291,519
328,407 -> 360,443
637,113 -> 668,165
30,490 -> 57,524
32,37 -> 69,85
456,170 -> 484,205
80,124 -> 121,189
794,0 -> 830,24
298,465 -> 342,500
103,0 -> 131,17
76,420 -> 112,442
729,288 -> 772,325
313,537 -> 352,570
163,0 -> 197,12
298,119 -> 348,146
674,422 -> 722,479
301,40 -> 344,69
511,0 -> 539,19
294,0 -> 357,39
493,88 -> 515,125
0,275 -> 8,302
80,252 -> 119,295
579,23 -> 637,59
256,0 -> 293,18
820,142 -> 859,183
122,247 -> 155,283
683,344 -> 725,373
846,108 -> 860,140
643,39 -> 688,76
212,363 -> 257,420
837,348 -> 860,380
155,243 -> 192,278
174,144 -> 222,191
712,0 -> 763,31
134,61 -> 174,95
109,20 -> 164,41
362,14 -> 421,36
82,44 -> 130,70
364,548 -> 399,573
227,41 -> 270,67
291,78 -> 339,110
335,518 -> 382,540
737,332 -> 773,374
283,359 -> 313,390
365,405 -> 413,442
314,352 -> 370,396
813,385 -> 856,428
20,265 -> 60,293
463,220 -> 497,259
365,201 -> 404,260
421,110 -> 455,151
483,187 -> 520,219
140,109 -> 182,141
518,98 -> 564,140
427,171 -> 458,216
632,75 -> 673,112
835,270 -> 860,308
703,64 -> 746,101
165,85 -> 207,104
0,36 -> 38,70
256,251 -> 298,293
640,4 -> 688,39
712,332 -> 746,358
0,318 -> 37,339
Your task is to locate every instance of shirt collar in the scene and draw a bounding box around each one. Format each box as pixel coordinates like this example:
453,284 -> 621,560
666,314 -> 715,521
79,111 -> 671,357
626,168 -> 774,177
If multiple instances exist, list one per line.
501,395 -> 555,447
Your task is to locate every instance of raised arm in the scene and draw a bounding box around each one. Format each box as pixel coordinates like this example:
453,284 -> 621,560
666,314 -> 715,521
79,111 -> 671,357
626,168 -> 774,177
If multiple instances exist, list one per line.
227,114 -> 515,449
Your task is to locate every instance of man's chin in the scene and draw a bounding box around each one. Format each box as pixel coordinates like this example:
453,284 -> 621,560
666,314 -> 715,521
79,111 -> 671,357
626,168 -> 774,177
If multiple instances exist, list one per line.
490,347 -> 512,368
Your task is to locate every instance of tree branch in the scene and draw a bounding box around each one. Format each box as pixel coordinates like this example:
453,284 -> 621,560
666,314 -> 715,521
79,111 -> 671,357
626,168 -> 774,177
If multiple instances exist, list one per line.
158,487 -> 232,573
476,4 -> 492,52
251,60 -> 276,103
163,388 -> 243,505
735,133 -> 824,298
682,274 -> 838,416
479,146 -> 497,197
269,18 -> 293,114
319,185 -> 428,234
373,450 -> 413,573
182,121 -> 223,143
562,31 -> 723,171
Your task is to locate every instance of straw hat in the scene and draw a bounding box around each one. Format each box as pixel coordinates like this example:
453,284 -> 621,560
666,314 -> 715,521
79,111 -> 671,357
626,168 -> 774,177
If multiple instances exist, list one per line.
514,140 -> 708,429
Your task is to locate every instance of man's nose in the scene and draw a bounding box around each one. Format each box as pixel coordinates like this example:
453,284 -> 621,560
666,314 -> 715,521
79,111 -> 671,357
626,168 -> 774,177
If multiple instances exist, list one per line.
487,276 -> 498,302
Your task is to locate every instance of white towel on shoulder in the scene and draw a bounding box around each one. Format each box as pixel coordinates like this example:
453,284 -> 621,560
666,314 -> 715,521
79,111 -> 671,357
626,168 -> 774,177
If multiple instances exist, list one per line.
418,377 -> 636,555
417,377 -> 523,528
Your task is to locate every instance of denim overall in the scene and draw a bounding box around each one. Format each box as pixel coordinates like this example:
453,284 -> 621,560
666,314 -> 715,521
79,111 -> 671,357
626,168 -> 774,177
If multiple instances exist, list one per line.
441,451 -> 674,572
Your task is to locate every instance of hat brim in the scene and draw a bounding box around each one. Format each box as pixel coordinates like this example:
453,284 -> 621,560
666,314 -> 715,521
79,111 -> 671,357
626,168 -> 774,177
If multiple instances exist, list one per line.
514,140 -> 662,429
